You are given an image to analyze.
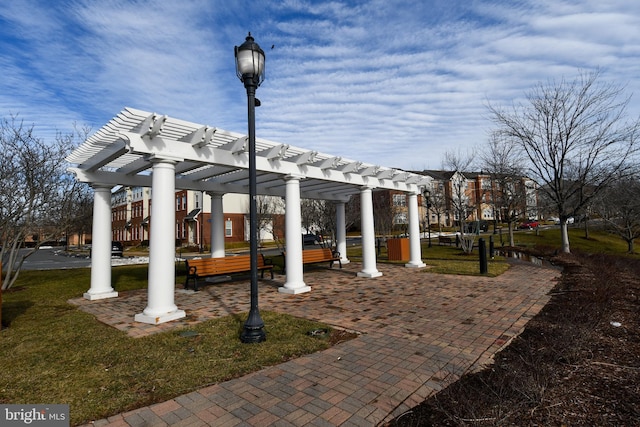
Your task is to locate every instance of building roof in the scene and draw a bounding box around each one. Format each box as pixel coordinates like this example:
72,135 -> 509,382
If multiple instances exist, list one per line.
67,107 -> 431,201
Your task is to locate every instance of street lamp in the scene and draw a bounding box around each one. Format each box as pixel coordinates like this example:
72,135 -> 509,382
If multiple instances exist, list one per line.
235,32 -> 266,343
423,189 -> 432,248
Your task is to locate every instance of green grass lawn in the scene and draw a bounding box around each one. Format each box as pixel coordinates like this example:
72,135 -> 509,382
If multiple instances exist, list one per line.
507,226 -> 638,256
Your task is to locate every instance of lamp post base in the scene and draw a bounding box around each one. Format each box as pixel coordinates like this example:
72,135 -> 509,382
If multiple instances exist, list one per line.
240,309 -> 266,343
240,326 -> 266,343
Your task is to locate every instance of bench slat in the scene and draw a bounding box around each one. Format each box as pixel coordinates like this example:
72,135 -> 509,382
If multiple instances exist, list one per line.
282,248 -> 342,273
185,254 -> 274,290
438,236 -> 457,246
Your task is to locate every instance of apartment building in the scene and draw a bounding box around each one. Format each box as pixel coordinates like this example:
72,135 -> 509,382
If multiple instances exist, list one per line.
409,170 -> 539,229
111,186 -> 283,248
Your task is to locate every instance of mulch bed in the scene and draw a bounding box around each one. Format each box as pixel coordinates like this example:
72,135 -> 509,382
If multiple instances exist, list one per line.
389,251 -> 640,426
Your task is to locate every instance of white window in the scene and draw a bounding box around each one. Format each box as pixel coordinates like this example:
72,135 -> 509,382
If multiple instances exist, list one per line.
225,220 -> 233,237
394,213 -> 408,224
393,194 -> 406,207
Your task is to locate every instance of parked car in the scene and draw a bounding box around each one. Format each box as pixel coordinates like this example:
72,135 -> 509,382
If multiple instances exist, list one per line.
519,220 -> 539,229
112,241 -> 124,257
89,242 -> 124,258
464,220 -> 489,233
302,234 -> 320,245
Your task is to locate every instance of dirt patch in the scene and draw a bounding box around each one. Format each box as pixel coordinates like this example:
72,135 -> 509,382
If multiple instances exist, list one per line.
328,328 -> 360,346
389,251 -> 640,426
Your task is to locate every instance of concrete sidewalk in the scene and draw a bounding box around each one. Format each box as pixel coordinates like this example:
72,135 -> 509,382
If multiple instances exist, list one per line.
76,260 -> 560,426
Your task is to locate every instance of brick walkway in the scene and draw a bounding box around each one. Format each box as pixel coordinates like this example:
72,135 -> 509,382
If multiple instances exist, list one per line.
72,260 -> 560,426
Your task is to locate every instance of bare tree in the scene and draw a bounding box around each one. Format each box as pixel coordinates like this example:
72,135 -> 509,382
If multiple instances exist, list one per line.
0,116 -> 80,290
299,197 -> 357,250
256,195 -> 284,245
481,133 -> 528,246
373,190 -> 397,238
443,149 -> 477,253
300,199 -> 323,234
489,70 -> 639,253
419,173 -> 448,231
595,176 -> 640,253
65,186 -> 93,247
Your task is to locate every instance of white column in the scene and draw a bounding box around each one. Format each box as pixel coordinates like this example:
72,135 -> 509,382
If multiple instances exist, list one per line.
279,175 -> 311,294
209,192 -> 225,258
358,186 -> 382,278
84,184 -> 118,300
335,201 -> 350,265
135,158 -> 186,324
406,191 -> 426,268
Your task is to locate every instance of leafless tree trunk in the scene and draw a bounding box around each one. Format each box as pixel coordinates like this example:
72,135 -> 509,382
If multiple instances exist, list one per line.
594,177 -> 640,253
489,70 -> 640,253
297,199 -> 331,246
297,198 -> 353,250
443,150 -> 477,253
481,133 -> 528,247
256,195 -> 284,245
373,190 -> 397,239
428,181 -> 447,233
300,199 -> 321,234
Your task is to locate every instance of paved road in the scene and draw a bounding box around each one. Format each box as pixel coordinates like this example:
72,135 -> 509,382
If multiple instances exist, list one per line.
17,239 -> 363,271
20,247 -> 92,270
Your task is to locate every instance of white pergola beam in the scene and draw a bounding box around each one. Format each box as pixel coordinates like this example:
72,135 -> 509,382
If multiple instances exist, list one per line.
81,142 -> 128,172
116,131 -> 423,194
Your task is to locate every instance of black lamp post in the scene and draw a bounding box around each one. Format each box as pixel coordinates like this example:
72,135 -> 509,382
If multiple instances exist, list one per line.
235,33 -> 266,343
423,189 -> 432,248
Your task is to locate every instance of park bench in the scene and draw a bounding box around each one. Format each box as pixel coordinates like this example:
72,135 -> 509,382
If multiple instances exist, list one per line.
438,235 -> 458,246
184,254 -> 274,291
282,248 -> 342,272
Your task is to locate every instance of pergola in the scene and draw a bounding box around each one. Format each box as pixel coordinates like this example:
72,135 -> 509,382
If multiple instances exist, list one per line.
67,107 -> 430,324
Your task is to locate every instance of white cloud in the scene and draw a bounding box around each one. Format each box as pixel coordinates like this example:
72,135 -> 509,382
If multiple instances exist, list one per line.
0,0 -> 638,170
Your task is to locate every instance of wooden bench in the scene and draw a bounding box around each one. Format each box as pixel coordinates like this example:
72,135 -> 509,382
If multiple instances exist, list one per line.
282,248 -> 342,272
184,254 -> 274,291
438,235 -> 458,246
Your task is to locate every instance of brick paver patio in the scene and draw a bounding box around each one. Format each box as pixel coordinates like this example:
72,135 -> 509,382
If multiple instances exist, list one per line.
72,259 -> 560,426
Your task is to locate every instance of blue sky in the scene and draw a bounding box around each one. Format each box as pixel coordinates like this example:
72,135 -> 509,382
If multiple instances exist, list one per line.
1,0 -> 639,170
